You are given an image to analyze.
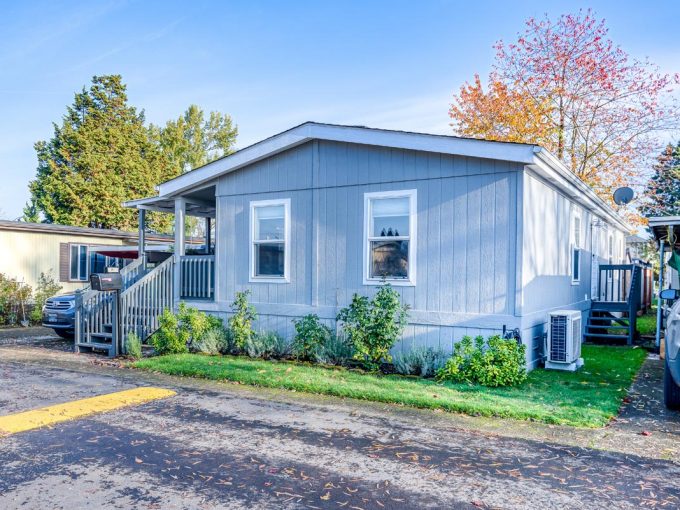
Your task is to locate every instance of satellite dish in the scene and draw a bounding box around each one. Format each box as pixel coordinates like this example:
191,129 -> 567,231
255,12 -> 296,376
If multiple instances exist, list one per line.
613,187 -> 635,206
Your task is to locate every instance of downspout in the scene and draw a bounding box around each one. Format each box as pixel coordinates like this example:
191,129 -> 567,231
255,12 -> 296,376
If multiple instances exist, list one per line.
656,240 -> 665,350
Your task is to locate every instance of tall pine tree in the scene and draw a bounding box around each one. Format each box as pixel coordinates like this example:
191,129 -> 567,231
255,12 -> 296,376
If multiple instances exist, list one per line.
28,75 -> 178,231
641,142 -> 680,217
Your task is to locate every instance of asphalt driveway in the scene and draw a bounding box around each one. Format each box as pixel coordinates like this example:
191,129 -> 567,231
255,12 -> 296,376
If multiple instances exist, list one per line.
1,341 -> 680,509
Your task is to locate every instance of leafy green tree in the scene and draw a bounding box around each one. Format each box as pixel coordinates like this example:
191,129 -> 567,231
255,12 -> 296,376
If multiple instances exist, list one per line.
150,104 -> 238,174
28,75 -> 177,231
640,142 -> 680,217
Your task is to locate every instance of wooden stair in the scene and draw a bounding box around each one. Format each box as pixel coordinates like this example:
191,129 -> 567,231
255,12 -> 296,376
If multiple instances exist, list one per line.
585,263 -> 645,346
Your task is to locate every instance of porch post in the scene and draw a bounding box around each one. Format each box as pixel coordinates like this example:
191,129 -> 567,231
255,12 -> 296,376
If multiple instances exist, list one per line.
205,217 -> 212,254
656,240 -> 665,350
174,198 -> 186,305
138,208 -> 146,269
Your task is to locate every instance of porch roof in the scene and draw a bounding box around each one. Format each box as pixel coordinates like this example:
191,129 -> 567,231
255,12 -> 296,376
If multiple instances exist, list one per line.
124,196 -> 215,218
648,216 -> 680,249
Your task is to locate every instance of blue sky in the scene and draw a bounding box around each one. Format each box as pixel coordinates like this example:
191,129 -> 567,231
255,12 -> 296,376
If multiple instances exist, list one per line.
1,0 -> 679,220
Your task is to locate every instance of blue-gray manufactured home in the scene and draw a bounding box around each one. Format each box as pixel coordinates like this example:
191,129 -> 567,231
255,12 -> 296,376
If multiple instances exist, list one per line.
92,123 -> 631,367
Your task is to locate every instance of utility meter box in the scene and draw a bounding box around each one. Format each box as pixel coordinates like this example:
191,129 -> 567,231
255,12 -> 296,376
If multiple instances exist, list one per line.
90,272 -> 123,292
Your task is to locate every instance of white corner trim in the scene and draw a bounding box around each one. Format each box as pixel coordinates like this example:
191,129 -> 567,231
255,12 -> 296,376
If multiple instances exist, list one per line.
362,189 -> 417,286
249,198 -> 291,284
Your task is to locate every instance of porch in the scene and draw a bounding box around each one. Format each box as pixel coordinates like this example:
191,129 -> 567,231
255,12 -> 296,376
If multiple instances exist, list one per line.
127,185 -> 218,302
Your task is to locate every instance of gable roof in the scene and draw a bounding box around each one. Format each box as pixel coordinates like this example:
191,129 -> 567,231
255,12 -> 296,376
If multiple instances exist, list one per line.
131,122 -> 630,232
156,122 -> 539,197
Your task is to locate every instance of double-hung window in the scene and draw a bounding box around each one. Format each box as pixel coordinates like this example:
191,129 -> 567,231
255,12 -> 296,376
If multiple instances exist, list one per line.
69,244 -> 89,281
364,189 -> 416,285
571,215 -> 581,284
250,199 -> 290,282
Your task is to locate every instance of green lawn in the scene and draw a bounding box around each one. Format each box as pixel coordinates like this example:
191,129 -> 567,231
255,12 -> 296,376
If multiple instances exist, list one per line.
133,344 -> 646,428
637,310 -> 658,336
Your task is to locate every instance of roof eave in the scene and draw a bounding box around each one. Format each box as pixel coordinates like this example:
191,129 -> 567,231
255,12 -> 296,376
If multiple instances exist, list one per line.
531,148 -> 632,233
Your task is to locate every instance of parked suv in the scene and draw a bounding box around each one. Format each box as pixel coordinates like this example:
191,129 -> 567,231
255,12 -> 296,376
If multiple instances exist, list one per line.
42,293 -> 76,339
660,289 -> 680,408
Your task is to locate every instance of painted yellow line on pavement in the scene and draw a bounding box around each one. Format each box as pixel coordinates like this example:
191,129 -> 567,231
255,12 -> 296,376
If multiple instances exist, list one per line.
0,387 -> 176,436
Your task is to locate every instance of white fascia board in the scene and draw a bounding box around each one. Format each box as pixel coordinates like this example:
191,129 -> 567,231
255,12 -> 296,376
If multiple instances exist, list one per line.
530,148 -> 632,233
158,129 -> 314,196
156,122 -> 537,198
648,216 -> 680,228
308,124 -> 537,164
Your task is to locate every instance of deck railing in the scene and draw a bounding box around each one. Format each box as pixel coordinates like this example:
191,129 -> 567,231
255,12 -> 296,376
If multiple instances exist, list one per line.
180,255 -> 215,300
596,264 -> 635,303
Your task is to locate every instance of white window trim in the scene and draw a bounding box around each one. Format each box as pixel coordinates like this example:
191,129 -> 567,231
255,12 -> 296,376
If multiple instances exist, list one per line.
69,244 -> 89,282
363,189 -> 417,286
249,198 -> 291,284
571,213 -> 581,285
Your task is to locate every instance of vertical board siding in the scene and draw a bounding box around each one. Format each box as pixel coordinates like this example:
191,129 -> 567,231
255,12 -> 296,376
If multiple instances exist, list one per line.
216,140 -> 521,350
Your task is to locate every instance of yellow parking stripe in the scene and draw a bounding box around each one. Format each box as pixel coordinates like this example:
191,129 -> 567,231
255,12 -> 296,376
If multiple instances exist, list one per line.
0,387 -> 176,436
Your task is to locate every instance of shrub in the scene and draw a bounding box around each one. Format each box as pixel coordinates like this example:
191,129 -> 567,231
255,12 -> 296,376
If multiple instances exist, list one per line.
336,284 -> 409,368
125,332 -> 143,359
436,335 -> 527,387
152,303 -> 223,355
0,273 -> 32,326
245,331 -> 290,359
229,290 -> 257,350
152,308 -> 188,355
292,314 -> 331,360
393,346 -> 449,378
30,271 -> 62,324
314,332 -> 355,366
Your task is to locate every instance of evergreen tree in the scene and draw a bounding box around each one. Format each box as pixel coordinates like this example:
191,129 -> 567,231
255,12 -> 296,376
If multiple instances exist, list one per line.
21,199 -> 39,223
28,75 -> 178,231
150,104 -> 238,174
641,142 -> 680,217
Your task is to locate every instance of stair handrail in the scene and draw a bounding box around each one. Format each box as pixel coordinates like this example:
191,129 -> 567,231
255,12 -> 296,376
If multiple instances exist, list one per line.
119,257 -> 174,344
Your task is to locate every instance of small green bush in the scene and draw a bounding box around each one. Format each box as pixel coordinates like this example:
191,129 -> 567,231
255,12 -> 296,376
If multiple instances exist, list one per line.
152,303 -> 223,355
292,314 -> 331,360
228,290 -> 257,350
30,271 -> 62,324
125,332 -> 143,359
336,284 -> 409,368
436,335 -> 527,387
393,346 -> 448,378
314,332 -> 355,366
245,330 -> 290,360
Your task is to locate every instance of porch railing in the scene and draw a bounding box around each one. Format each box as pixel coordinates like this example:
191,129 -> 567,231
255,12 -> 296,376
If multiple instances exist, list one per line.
180,255 -> 215,300
596,264 -> 634,303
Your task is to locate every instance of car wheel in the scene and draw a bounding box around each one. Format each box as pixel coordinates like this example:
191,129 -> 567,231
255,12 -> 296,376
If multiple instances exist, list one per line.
664,358 -> 680,410
55,330 -> 74,340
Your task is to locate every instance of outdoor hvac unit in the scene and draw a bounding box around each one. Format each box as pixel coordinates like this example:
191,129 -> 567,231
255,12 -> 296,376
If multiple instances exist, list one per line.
546,310 -> 584,371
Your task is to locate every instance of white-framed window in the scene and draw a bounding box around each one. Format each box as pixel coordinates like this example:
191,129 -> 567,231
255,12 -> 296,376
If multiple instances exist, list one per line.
608,234 -> 614,264
363,189 -> 417,286
571,214 -> 581,284
69,244 -> 89,281
249,198 -> 290,283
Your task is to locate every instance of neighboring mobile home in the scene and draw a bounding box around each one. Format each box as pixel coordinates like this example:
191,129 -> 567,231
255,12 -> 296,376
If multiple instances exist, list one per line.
0,220 -> 183,293
112,123 -> 631,368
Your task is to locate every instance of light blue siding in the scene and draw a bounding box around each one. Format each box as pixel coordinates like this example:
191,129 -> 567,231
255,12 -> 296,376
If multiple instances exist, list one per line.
214,140 -> 522,351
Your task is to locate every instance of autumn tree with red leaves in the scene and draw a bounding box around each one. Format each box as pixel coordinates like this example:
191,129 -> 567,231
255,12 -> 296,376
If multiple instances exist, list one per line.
450,10 -> 680,203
